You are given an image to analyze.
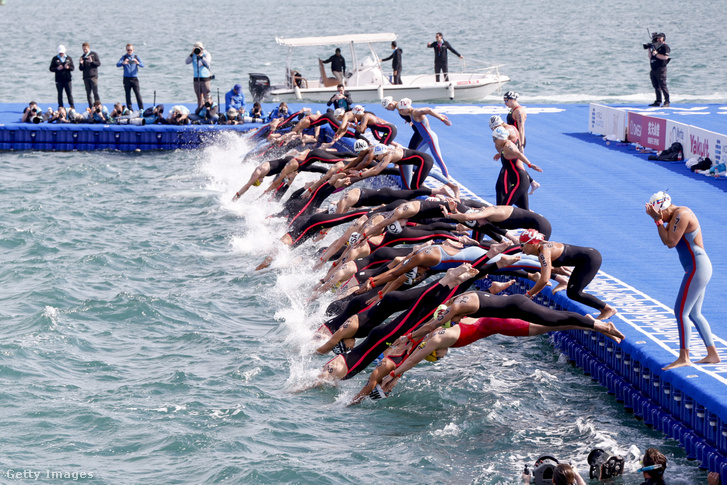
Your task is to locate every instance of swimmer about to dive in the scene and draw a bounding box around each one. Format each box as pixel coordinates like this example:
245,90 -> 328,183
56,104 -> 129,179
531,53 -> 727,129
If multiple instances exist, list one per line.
645,191 -> 720,370
519,229 -> 618,320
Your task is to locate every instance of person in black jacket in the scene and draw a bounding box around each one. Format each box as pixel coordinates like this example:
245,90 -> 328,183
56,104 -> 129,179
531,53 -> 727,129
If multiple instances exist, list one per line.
381,41 -> 403,84
326,84 -> 353,111
49,45 -> 75,109
79,42 -> 101,107
321,48 -> 346,83
427,33 -> 463,82
648,33 -> 670,107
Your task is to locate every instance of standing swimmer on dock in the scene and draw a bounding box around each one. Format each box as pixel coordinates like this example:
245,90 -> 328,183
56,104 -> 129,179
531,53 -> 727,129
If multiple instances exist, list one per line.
645,191 -> 720,370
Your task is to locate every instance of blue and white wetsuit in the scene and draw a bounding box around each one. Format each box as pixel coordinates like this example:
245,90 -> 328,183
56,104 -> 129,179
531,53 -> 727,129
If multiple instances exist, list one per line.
674,226 -> 714,349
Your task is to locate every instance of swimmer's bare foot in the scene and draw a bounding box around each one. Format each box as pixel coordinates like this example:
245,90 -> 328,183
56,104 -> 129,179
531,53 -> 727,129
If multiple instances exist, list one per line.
496,254 -> 521,268
489,279 -> 516,295
552,282 -> 567,294
592,316 -> 625,343
447,182 -> 460,200
696,346 -> 721,365
432,185 -> 450,197
255,256 -> 273,271
491,239 -> 512,254
596,304 -> 618,321
663,358 -> 692,371
529,180 -> 540,195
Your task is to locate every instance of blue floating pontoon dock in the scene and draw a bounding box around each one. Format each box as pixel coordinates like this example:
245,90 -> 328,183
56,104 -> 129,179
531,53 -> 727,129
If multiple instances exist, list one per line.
5,99 -> 727,478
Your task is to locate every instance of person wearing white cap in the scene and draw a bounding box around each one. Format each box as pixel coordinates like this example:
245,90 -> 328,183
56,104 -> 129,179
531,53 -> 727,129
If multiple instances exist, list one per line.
49,45 -> 75,109
185,41 -> 212,108
645,191 -> 720,370
491,126 -> 542,210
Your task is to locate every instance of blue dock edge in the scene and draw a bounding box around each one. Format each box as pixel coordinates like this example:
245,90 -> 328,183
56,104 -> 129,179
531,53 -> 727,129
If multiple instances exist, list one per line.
371,167 -> 727,481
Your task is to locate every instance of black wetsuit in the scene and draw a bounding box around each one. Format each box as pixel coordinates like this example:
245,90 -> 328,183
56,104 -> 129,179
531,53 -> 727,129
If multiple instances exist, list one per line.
394,149 -> 435,189
470,207 -> 552,242
551,244 -> 607,311
507,107 -> 526,150
470,291 -> 596,329
352,187 -> 433,208
360,112 -> 397,145
497,150 -> 530,210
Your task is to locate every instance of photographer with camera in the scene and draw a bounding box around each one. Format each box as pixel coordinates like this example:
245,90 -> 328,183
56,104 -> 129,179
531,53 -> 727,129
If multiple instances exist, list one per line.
49,45 -> 75,110
21,101 -> 44,124
185,42 -> 212,108
645,32 -> 670,107
79,42 -> 101,108
190,93 -> 218,124
116,44 -> 145,112
90,100 -> 110,124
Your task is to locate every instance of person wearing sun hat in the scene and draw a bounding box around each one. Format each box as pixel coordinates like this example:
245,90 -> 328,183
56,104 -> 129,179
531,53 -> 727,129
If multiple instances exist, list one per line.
186,41 -> 212,107
49,45 -> 75,109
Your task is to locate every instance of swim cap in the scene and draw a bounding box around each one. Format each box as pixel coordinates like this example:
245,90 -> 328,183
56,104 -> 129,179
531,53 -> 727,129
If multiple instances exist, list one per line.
353,139 -> 369,152
519,229 -> 544,245
347,232 -> 361,247
252,179 -> 262,187
397,98 -> 412,110
503,91 -> 519,100
649,191 -> 672,211
381,96 -> 394,108
492,126 -> 509,140
387,220 -> 403,234
373,144 -> 389,156
404,267 -> 418,284
424,350 -> 439,362
352,105 -> 365,115
333,107 -> 345,118
489,115 -> 504,130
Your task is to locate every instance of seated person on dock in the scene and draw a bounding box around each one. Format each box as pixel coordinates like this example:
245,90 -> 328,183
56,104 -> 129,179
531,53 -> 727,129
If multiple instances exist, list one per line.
48,106 -> 70,124
22,101 -> 44,123
190,94 -> 218,124
168,105 -> 191,125
110,102 -> 130,120
219,108 -> 242,125
267,102 -> 289,121
224,84 -> 245,113
249,102 -> 265,121
90,100 -> 110,123
143,105 -> 166,125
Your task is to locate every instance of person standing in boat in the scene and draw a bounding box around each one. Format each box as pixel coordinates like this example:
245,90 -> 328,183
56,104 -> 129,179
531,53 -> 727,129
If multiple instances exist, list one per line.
49,45 -> 75,110
645,191 -> 720,370
186,42 -> 212,108
427,33 -> 463,82
381,41 -> 403,85
320,48 -> 346,84
116,44 -> 144,112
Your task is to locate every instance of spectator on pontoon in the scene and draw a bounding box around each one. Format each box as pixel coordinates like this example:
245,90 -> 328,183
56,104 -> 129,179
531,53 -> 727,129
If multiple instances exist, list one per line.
267,102 -> 289,121
168,105 -> 191,125
90,100 -> 110,123
191,93 -> 218,124
186,41 -> 212,108
21,101 -> 43,123
50,45 -> 75,109
225,84 -> 245,113
249,102 -> 265,121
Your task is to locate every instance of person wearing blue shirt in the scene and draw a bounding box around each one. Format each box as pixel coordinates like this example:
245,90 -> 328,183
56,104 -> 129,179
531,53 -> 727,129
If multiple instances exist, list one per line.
267,102 -> 289,122
116,44 -> 144,111
185,42 -> 212,108
225,84 -> 245,112
90,100 -> 110,123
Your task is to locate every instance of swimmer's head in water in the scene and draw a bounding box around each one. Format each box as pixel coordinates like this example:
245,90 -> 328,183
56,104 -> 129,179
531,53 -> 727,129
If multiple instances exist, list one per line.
397,98 -> 412,110
352,105 -> 365,116
648,191 -> 672,211
353,139 -> 370,153
492,126 -> 509,141
381,96 -> 394,108
333,107 -> 345,118
386,220 -> 403,234
489,115 -> 504,130
519,229 -> 545,245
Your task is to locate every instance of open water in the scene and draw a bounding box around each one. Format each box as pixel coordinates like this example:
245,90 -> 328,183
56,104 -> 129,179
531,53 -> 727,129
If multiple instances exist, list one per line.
1,0 -> 725,483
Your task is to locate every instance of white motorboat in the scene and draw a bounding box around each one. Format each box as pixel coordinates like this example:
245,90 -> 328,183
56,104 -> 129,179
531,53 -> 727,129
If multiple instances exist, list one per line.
248,33 -> 509,103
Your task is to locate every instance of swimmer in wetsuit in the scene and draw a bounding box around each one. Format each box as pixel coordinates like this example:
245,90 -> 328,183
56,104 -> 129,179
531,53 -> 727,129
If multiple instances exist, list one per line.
442,203 -> 552,241
645,191 -> 720,370
519,229 -> 618,320
491,126 -> 542,210
489,113 -> 540,195
352,106 -> 398,145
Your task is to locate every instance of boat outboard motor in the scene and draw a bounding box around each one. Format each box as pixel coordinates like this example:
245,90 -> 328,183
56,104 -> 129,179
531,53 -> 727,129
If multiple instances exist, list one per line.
531,455 -> 559,485
249,73 -> 272,103
588,448 -> 624,480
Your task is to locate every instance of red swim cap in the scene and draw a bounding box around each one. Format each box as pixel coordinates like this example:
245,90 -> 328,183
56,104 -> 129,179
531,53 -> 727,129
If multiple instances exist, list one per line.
519,229 -> 544,245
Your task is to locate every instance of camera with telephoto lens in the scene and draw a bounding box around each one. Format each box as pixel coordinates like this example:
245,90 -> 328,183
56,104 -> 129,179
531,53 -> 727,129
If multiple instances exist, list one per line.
643,33 -> 659,49
193,47 -> 202,55
587,448 -> 624,480
523,455 -> 559,485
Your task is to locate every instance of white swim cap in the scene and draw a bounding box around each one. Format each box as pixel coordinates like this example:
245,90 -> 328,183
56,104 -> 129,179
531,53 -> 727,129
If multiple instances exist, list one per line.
489,115 -> 504,130
648,191 -> 672,211
380,96 -> 394,108
387,220 -> 403,234
352,105 -> 365,115
397,98 -> 412,110
373,144 -> 389,156
492,126 -> 509,140
333,107 -> 345,118
353,139 -> 369,152
347,232 -> 361,247
503,91 -> 519,100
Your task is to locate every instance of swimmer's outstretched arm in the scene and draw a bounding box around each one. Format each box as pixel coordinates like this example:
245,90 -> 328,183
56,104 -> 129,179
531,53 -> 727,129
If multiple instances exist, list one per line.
349,358 -> 397,405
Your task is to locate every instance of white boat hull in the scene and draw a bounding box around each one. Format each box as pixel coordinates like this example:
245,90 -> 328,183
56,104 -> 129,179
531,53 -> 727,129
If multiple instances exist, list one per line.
268,73 -> 510,103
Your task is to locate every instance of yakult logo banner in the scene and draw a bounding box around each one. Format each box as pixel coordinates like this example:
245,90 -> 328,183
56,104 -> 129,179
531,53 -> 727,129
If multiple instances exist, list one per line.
589,104 -> 626,140
627,112 -> 667,150
686,126 -> 723,163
